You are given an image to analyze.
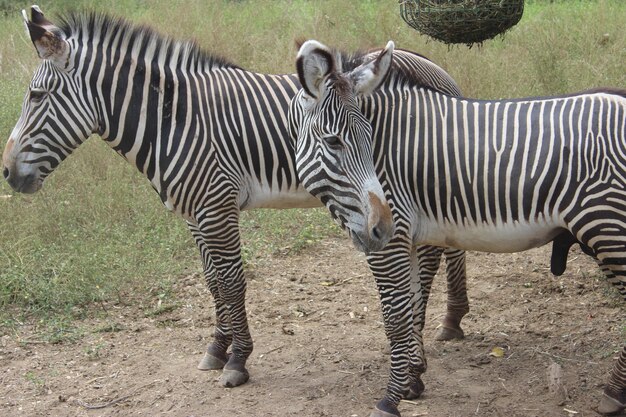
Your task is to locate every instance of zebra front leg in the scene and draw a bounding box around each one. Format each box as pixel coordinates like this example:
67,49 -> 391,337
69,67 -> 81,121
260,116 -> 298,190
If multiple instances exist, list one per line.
198,262 -> 233,369
197,210 -> 252,388
188,221 -> 232,370
198,263 -> 233,369
367,234 -> 416,417
404,244 -> 440,400
405,317 -> 426,401
435,247 -> 468,341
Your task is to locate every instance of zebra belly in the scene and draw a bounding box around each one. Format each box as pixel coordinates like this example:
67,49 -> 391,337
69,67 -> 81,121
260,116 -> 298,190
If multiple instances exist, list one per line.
240,182 -> 321,210
416,218 -> 564,253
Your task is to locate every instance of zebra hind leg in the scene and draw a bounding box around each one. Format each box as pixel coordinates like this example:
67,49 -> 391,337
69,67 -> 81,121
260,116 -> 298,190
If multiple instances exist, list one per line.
404,246 -> 468,400
599,346 -> 626,415
597,264 -> 626,415
435,247 -> 468,341
581,238 -> 626,414
188,222 -> 233,371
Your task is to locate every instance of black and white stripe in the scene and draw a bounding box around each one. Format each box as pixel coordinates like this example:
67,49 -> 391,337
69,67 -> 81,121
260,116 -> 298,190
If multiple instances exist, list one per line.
290,39 -> 626,417
3,8 -> 468,404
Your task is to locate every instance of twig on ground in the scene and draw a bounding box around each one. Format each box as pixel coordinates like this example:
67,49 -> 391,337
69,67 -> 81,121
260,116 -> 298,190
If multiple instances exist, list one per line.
528,347 -> 598,364
178,376 -> 190,391
294,346 -> 323,371
18,339 -> 48,345
75,394 -> 133,410
337,370 -> 355,375
85,371 -> 120,385
261,345 -> 285,356
75,379 -> 161,410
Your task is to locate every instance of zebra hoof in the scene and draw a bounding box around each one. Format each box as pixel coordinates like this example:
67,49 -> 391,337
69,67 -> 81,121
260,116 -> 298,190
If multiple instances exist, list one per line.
370,409 -> 400,417
434,325 -> 464,341
405,378 -> 425,400
598,391 -> 625,415
219,368 -> 250,388
197,352 -> 228,371
370,399 -> 400,417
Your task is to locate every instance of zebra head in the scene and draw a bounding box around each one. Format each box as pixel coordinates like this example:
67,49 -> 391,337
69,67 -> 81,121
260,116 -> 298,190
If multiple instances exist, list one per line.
289,40 -> 395,254
2,6 -> 98,193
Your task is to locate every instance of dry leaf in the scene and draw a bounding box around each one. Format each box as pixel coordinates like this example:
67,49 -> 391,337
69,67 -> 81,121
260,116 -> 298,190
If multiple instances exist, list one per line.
489,346 -> 505,358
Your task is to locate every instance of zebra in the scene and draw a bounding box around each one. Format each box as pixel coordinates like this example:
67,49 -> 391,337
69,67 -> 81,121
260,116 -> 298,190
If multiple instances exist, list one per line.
289,39 -> 626,417
3,6 -> 469,396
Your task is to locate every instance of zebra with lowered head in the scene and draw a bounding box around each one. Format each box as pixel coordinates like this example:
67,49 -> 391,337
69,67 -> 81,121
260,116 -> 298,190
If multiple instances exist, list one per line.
289,39 -> 626,417
3,5 -> 468,400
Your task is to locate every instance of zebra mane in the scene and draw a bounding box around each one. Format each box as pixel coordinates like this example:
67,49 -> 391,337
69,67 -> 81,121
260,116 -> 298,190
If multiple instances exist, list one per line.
334,47 -> 461,97
57,11 -> 239,72
572,87 -> 626,100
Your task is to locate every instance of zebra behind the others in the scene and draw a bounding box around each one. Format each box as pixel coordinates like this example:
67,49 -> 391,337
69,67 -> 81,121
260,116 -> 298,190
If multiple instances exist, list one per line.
289,40 -> 626,417
3,6 -> 468,401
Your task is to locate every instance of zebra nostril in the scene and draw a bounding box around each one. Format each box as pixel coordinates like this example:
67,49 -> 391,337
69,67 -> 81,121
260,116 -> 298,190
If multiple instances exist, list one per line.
2,167 -> 8,180
371,225 -> 382,241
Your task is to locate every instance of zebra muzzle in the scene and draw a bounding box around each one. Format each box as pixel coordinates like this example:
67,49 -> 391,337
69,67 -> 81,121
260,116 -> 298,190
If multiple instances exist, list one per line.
365,191 -> 394,252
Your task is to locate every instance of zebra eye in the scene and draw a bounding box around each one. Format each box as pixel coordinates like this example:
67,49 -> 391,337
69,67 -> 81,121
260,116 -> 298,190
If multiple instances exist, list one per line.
323,135 -> 342,149
29,89 -> 46,103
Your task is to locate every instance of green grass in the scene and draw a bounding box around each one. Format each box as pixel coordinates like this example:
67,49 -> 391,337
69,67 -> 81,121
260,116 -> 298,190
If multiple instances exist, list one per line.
0,0 -> 624,338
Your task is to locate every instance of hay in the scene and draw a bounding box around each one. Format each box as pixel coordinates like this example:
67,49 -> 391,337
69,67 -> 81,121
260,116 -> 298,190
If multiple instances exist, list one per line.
400,0 -> 524,46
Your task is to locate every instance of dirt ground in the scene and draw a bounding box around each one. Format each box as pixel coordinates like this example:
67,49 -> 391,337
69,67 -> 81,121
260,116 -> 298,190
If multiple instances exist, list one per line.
0,235 -> 624,417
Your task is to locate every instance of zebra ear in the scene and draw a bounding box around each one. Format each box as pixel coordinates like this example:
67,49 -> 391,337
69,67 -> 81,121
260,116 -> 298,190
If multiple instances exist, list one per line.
23,6 -> 69,67
296,40 -> 336,100
350,41 -> 394,96
30,5 -> 54,27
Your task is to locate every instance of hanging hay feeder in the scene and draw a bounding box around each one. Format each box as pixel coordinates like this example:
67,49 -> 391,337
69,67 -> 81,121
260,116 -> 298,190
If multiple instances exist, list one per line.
399,0 -> 524,46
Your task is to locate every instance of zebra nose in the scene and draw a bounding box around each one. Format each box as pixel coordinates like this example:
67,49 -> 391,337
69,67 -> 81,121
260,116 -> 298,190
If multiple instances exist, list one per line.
2,166 -> 8,180
370,216 -> 394,248
372,225 -> 382,240
367,191 -> 394,251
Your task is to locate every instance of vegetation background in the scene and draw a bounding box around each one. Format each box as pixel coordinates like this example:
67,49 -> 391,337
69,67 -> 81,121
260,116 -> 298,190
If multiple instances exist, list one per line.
0,0 -> 624,341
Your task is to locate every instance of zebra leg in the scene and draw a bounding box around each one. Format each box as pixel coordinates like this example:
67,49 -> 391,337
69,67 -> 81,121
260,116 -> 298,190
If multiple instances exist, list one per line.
187,222 -> 233,371
367,232 -> 417,417
576,232 -> 626,415
188,221 -> 233,371
435,247 -> 468,341
594,262 -> 626,415
600,346 -> 626,415
404,245 -> 441,400
413,245 -> 468,343
197,209 -> 252,388
404,246 -> 468,400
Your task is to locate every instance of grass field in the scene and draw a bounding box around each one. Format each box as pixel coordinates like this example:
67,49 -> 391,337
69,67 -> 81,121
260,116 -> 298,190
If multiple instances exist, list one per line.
0,0 -> 624,336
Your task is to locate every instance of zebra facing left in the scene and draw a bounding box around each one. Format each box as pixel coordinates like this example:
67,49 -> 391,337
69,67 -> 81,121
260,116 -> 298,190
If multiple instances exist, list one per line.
2,5 -> 472,405
289,40 -> 626,416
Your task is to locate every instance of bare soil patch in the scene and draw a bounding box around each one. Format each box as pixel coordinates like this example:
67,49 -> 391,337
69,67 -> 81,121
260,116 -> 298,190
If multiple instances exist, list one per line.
0,236 -> 623,417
